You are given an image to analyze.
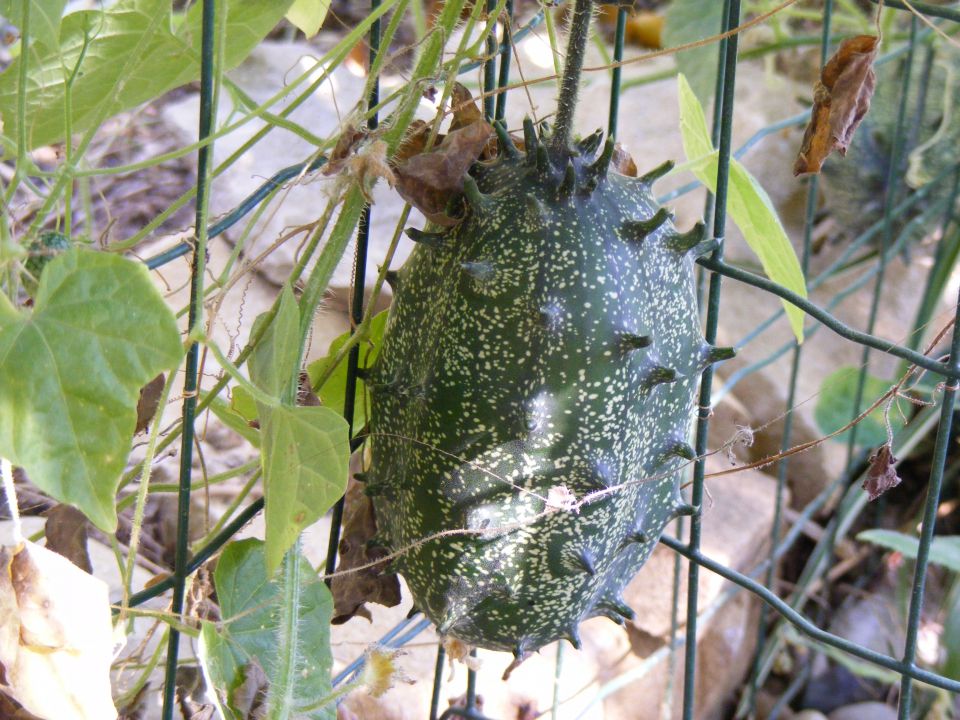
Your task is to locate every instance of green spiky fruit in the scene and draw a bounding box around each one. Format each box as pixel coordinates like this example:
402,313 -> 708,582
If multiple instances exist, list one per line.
365,121 -> 732,657
24,231 -> 72,296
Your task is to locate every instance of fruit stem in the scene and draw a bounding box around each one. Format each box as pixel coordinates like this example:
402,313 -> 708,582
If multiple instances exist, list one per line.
550,0 -> 594,156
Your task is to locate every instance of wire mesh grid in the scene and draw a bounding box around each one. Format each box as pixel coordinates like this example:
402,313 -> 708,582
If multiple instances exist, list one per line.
130,0 -> 960,718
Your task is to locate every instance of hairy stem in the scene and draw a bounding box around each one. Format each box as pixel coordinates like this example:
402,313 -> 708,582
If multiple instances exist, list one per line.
550,0 -> 594,154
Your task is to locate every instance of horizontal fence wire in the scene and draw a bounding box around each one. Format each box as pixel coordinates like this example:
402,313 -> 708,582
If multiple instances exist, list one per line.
126,1 -> 960,717
659,536 -> 960,695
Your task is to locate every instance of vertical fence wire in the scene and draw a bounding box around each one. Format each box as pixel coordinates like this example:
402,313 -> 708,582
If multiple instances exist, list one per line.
681,1 -> 740,718
606,5 -> 627,139
161,0 -> 216,717
897,164 -> 960,717
744,1 -> 834,713
495,0 -> 514,122
324,0 -> 382,584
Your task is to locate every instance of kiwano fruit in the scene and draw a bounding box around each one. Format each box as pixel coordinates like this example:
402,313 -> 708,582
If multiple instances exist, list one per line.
24,231 -> 72,295
364,120 -> 733,658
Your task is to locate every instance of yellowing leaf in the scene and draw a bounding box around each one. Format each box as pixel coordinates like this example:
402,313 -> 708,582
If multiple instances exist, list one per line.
286,0 -> 330,38
306,309 -> 390,428
0,542 -> 116,720
677,74 -> 807,342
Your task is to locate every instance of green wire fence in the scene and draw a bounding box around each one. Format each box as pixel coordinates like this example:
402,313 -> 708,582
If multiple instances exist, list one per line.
130,0 -> 960,718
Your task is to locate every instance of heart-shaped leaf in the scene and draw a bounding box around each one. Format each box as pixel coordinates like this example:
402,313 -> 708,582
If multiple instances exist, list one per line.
0,249 -> 182,531
200,539 -> 335,719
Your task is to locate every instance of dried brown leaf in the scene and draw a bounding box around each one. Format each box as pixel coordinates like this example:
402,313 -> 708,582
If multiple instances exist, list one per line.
2,543 -> 116,719
135,373 -> 165,434
229,662 -> 268,720
795,35 -> 879,176
863,443 -> 901,501
395,120 -> 432,164
321,128 -> 394,201
449,83 -> 483,132
395,120 -> 494,226
322,125 -> 365,176
330,477 -> 401,624
43,505 -> 92,574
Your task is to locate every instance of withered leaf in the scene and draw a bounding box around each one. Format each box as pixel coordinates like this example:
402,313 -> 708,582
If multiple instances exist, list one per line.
322,130 -> 395,202
330,477 -> 401,624
322,125 -> 365,176
795,35 -> 878,176
135,373 -> 165,434
449,83 -> 483,132
395,120 -> 494,226
229,662 -> 268,720
2,543 -> 116,719
43,505 -> 92,574
863,443 -> 901,501
395,120 -> 432,164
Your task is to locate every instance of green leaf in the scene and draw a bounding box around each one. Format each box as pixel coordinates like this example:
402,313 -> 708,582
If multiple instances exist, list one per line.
0,248 -> 182,531
857,530 -> 960,574
286,0 -> 330,38
203,392 -> 260,448
0,0 -> 68,53
943,583 -> 960,680
229,385 -> 259,423
677,73 -> 807,342
663,0 -> 723,107
249,285 -> 301,400
306,309 -> 389,428
261,405 -> 349,574
814,367 -> 903,447
197,622 -> 240,720
783,626 -> 901,684
200,539 -> 335,719
0,0 -> 294,150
